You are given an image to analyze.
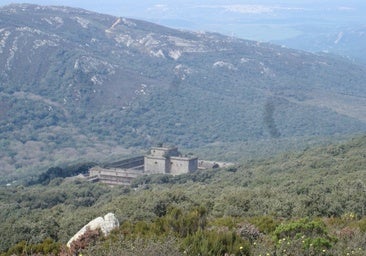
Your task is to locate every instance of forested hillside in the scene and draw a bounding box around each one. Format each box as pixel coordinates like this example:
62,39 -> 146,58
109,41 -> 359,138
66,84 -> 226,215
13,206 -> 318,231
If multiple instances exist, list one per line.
1,4 -> 366,183
1,136 -> 365,255
274,25 -> 366,64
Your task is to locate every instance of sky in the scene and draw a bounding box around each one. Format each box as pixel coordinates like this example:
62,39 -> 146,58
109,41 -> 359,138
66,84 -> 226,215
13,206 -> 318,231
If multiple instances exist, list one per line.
1,1 -> 365,41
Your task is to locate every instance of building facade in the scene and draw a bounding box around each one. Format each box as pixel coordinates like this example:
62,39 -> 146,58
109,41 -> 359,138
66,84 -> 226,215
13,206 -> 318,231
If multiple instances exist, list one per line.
89,146 -> 199,185
144,146 -> 198,175
89,167 -> 142,186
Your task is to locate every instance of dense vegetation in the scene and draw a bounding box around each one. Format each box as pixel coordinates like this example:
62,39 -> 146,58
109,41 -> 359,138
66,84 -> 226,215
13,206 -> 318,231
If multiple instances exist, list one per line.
1,4 -> 366,183
27,163 -> 95,186
1,135 -> 365,255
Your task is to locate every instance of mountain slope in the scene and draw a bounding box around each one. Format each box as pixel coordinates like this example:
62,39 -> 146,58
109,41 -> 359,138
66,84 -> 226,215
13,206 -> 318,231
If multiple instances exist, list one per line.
273,25 -> 366,64
0,4 -> 366,182
1,135 -> 366,254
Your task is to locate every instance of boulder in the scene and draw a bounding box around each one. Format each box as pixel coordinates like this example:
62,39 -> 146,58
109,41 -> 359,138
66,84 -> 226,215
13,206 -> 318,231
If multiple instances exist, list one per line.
67,213 -> 119,247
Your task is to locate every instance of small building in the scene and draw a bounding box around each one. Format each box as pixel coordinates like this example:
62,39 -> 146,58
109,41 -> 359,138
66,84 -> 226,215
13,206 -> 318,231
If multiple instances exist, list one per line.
89,147 -> 201,185
144,146 -> 198,175
89,166 -> 142,186
89,156 -> 144,185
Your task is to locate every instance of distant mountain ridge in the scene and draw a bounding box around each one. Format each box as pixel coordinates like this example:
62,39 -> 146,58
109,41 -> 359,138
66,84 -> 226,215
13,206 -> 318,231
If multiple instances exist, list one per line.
274,25 -> 366,64
0,4 -> 366,182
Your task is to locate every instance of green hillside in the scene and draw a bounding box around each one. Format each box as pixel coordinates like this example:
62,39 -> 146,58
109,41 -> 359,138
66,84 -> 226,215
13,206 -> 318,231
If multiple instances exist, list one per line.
1,135 -> 365,255
1,4 -> 366,183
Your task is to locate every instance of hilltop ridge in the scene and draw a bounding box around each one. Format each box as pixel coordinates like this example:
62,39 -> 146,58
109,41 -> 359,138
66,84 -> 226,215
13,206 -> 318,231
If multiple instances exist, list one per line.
0,4 -> 366,182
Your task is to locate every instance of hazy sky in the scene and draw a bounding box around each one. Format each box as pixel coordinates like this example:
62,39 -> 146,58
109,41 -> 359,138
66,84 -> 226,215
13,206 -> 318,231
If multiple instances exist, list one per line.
1,1 -> 365,41
1,1 -> 365,15
1,1 -> 364,16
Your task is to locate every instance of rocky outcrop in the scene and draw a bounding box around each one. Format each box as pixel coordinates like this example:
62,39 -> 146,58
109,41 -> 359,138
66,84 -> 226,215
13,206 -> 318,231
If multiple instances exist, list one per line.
67,213 -> 119,247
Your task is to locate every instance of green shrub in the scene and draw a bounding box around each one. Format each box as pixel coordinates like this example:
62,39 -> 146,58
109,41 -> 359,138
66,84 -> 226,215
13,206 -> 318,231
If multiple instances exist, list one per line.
182,229 -> 250,256
355,217 -> 366,232
2,238 -> 61,256
273,218 -> 336,255
273,218 -> 328,239
248,216 -> 279,234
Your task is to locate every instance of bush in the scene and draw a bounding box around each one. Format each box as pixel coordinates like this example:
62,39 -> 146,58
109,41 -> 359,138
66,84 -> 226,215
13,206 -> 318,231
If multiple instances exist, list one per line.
69,228 -> 102,256
273,218 -> 335,255
236,223 -> 262,242
2,238 -> 61,256
248,216 -> 279,234
273,218 -> 328,240
182,229 -> 250,256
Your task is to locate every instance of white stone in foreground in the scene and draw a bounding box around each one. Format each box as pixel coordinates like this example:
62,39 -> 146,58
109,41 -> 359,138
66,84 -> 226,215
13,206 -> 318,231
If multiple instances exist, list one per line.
67,213 -> 119,247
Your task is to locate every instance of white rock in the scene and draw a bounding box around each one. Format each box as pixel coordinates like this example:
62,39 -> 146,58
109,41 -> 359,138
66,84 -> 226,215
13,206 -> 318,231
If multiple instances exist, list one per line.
67,213 -> 119,247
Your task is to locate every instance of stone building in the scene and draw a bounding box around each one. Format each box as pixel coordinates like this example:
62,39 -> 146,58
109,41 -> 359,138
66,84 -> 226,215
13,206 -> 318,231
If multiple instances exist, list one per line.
144,146 -> 198,175
89,156 -> 144,185
89,167 -> 142,186
88,147 -> 199,185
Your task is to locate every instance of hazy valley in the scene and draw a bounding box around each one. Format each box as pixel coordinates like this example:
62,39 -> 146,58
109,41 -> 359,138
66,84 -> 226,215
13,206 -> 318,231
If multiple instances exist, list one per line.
1,4 -> 366,184
1,3 -> 366,255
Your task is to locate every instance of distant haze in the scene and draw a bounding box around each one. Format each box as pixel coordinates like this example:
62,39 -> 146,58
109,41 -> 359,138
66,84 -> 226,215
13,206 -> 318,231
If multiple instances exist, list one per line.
1,1 -> 366,42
